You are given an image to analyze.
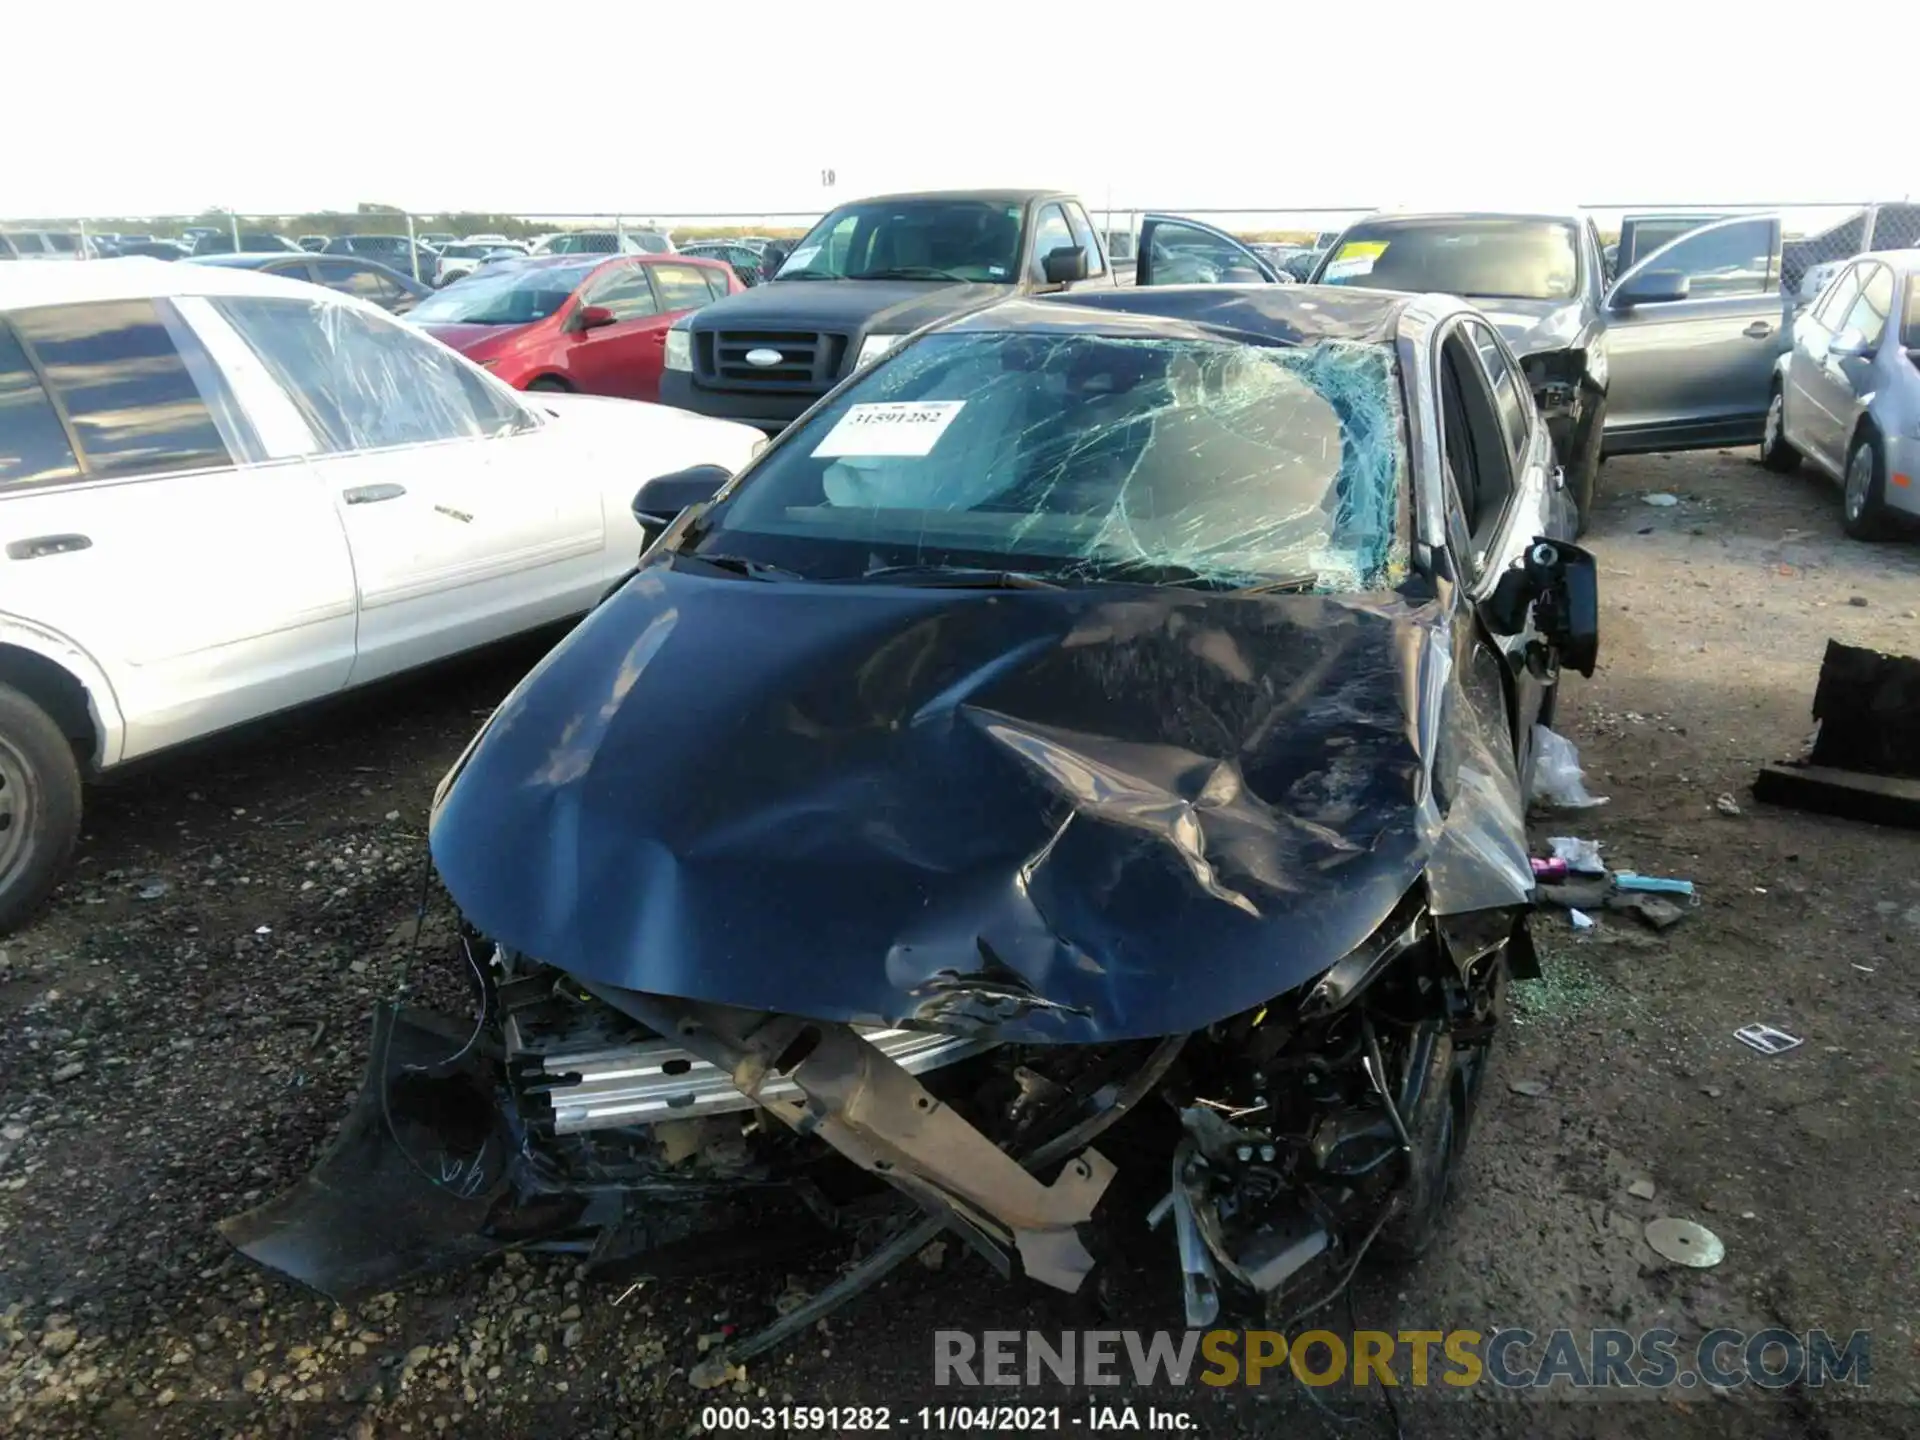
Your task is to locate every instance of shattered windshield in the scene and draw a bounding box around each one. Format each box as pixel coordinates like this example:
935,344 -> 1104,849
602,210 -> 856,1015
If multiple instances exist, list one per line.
775,200 -> 1023,283
693,329 -> 1410,591
1320,219 -> 1579,301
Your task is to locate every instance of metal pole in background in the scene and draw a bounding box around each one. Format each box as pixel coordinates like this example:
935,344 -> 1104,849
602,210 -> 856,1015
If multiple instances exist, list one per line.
405,212 -> 420,282
78,218 -> 91,260
617,214 -> 626,251
230,211 -> 242,251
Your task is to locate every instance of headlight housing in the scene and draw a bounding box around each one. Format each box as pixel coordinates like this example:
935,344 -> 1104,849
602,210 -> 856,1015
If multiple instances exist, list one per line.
856,333 -> 901,369
665,328 -> 692,373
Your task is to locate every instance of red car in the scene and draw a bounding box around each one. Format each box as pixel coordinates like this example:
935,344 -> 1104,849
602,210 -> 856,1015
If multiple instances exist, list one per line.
408,253 -> 740,400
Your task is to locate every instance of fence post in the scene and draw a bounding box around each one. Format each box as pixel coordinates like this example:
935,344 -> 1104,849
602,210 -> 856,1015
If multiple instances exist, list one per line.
617,215 -> 626,251
405,212 -> 420,282
79,218 -> 91,260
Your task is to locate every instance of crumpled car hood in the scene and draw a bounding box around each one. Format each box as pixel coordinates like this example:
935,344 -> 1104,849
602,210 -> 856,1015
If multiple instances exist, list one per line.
430,564 -> 1532,1043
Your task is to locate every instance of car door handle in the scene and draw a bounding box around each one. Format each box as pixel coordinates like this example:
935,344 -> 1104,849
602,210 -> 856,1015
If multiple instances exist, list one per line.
343,483 -> 407,505
5,533 -> 92,560
1743,321 -> 1775,339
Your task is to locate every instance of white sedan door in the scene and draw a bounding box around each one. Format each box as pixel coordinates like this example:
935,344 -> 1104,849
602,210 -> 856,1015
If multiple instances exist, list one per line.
202,295 -> 607,685
0,296 -> 356,762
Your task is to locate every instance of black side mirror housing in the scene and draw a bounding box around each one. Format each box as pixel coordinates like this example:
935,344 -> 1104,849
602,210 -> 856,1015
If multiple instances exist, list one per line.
1042,246 -> 1089,285
631,464 -> 731,528
1485,538 -> 1599,677
1611,269 -> 1690,308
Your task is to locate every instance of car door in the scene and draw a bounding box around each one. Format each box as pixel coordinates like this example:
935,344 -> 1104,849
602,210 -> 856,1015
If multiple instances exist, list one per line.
1786,263 -> 1862,469
1803,260 -> 1892,471
1135,215 -> 1279,286
1431,320 -> 1554,801
555,260 -> 665,400
309,259 -> 411,314
1601,215 -> 1786,453
202,292 -> 607,686
0,298 -> 356,761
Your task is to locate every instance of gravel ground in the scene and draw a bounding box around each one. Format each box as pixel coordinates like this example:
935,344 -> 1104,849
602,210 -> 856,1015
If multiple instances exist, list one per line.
2,446 -> 1918,1439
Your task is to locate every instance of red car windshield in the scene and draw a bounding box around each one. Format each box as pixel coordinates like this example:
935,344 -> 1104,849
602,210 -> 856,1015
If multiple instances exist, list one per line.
410,262 -> 600,325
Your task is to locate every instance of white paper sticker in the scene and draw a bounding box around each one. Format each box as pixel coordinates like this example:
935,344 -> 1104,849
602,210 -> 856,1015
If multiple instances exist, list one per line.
1322,255 -> 1376,280
812,401 -> 966,458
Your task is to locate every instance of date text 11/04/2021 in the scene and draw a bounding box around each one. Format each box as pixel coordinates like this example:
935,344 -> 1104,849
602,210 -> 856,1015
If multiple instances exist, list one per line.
699,1406 -> 1192,1432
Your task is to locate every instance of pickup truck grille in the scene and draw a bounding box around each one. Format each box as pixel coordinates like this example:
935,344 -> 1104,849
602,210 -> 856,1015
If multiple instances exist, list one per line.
697,329 -> 847,391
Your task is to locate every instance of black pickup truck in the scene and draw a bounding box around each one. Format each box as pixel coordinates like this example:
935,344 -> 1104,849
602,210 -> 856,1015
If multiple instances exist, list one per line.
659,188 -> 1277,432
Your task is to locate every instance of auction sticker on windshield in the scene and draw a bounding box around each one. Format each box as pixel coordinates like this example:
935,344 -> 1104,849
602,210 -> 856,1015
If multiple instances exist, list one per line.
1323,240 -> 1387,281
812,401 -> 966,458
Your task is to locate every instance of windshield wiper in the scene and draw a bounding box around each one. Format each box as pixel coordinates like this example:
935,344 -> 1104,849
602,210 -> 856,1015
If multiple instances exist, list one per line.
853,267 -> 969,282
675,552 -> 805,583
840,564 -> 1061,590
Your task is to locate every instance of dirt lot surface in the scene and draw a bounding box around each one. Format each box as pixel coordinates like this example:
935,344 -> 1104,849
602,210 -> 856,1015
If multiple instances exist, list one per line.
2,447 -> 1918,1439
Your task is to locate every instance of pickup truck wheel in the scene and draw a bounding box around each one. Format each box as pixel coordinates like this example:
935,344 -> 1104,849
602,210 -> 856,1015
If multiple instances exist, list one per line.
526,376 -> 572,393
0,684 -> 83,934
1759,387 -> 1801,473
1842,430 -> 1893,541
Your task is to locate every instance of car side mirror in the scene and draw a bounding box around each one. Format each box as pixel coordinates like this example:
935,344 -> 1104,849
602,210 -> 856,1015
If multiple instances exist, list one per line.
1484,538 -> 1599,678
1042,246 -> 1089,285
1610,270 -> 1690,308
570,304 -> 617,333
1828,327 -> 1872,361
631,464 -> 731,528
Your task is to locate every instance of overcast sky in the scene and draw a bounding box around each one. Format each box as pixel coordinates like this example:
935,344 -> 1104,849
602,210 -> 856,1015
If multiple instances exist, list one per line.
12,0 -> 1912,222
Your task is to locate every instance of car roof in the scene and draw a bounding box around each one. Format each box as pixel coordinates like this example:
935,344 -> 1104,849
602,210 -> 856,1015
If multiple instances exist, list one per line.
1863,247 -> 1920,272
0,256 -> 343,312
1343,210 -> 1586,228
186,253 -> 312,267
941,285 -> 1417,347
838,189 -> 1069,208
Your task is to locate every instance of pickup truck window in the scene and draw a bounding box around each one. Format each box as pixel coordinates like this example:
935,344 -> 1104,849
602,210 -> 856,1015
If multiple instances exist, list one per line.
1321,218 -> 1579,302
1064,204 -> 1106,277
1031,205 -> 1074,279
776,199 -> 1023,284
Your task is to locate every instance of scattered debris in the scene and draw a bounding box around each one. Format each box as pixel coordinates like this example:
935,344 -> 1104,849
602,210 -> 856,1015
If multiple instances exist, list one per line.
1852,964 -> 1876,974
1508,1079 -> 1549,1097
612,1281 -> 646,1307
1530,857 -> 1569,881
1847,596 -> 1868,608
1531,727 -> 1609,809
1644,1217 -> 1724,1268
1734,1024 -> 1803,1056
1642,493 -> 1680,507
1628,1179 -> 1657,1201
1570,908 -> 1596,931
137,880 -> 171,901
1548,836 -> 1606,874
1754,640 -> 1920,829
1610,893 -> 1687,931
1615,872 -> 1695,897
916,1240 -> 948,1271
689,1355 -> 746,1390
1714,794 -> 1741,816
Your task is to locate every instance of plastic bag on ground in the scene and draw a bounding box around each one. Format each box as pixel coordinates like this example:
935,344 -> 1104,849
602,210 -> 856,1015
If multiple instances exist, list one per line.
1530,725 -> 1609,809
1548,836 -> 1606,874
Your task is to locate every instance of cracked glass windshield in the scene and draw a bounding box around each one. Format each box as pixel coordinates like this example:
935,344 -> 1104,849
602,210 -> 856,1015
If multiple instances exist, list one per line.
690,328 -> 1410,592
775,199 -> 1025,283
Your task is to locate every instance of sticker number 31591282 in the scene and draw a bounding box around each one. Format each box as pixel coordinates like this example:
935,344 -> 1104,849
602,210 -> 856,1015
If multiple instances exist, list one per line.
812,401 -> 967,458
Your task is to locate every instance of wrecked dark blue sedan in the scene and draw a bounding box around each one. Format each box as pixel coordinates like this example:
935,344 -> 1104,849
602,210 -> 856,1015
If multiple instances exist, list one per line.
225,284 -> 1597,1351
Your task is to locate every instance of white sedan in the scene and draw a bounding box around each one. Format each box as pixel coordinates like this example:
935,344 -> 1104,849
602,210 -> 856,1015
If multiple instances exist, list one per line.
0,259 -> 764,928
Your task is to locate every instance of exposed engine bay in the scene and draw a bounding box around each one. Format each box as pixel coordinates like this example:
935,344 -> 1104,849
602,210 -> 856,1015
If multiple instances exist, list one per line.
223,889 -> 1526,1355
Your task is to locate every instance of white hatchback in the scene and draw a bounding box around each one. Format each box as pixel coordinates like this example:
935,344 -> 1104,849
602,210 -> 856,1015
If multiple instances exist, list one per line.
0,259 -> 764,927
